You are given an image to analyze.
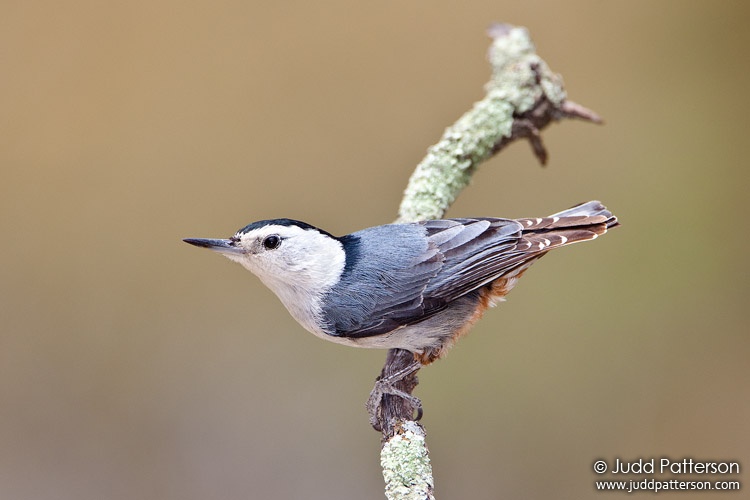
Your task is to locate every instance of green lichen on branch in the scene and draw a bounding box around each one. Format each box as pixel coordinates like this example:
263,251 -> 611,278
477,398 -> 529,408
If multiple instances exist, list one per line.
397,24 -> 566,223
381,421 -> 434,500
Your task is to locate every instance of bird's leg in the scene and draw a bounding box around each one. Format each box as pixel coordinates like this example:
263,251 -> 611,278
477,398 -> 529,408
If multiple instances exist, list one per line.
367,358 -> 423,431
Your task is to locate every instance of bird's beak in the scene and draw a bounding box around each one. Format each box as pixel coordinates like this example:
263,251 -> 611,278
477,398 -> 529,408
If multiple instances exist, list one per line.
183,238 -> 244,255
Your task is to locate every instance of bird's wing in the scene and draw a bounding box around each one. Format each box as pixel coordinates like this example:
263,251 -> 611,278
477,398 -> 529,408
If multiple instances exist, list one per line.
419,217 -> 528,305
331,203 -> 614,339
329,218 -> 528,338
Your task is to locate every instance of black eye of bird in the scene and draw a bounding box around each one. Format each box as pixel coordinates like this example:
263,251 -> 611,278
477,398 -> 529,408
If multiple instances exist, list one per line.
263,235 -> 281,250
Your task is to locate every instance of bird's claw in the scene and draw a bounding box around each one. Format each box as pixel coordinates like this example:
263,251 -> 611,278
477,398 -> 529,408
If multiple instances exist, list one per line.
366,361 -> 423,431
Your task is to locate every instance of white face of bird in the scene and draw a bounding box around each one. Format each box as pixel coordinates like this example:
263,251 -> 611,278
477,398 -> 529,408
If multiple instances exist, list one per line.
184,222 -> 347,335
226,223 -> 346,290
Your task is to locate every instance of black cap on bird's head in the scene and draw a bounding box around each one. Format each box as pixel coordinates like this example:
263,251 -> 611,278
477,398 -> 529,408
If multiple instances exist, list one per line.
235,218 -> 333,238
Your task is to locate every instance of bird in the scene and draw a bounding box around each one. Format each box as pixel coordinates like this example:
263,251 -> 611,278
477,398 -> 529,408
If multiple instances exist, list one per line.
184,200 -> 618,425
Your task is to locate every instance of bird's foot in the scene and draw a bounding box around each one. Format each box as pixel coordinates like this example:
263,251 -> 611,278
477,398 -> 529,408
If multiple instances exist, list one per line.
366,360 -> 422,431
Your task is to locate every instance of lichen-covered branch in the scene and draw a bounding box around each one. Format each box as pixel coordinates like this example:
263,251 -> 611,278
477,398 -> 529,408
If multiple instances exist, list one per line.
381,421 -> 435,500
379,23 -> 601,499
396,23 -> 600,224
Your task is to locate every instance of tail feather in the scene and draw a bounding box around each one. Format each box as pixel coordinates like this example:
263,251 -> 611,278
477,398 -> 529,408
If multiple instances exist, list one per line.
549,200 -> 619,229
513,200 -> 619,253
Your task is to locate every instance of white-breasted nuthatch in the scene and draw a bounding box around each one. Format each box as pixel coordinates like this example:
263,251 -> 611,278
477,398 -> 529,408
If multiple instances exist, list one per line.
184,200 -> 618,420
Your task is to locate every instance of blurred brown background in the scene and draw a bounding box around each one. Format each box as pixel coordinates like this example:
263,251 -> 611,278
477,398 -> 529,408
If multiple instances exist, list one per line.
1,1 -> 748,499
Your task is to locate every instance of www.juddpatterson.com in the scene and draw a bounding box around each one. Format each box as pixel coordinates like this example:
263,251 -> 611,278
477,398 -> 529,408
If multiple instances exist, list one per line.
595,478 -> 740,493
593,458 -> 741,493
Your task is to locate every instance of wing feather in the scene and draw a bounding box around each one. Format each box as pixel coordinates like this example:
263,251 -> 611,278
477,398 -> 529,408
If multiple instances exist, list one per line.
325,202 -> 616,338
